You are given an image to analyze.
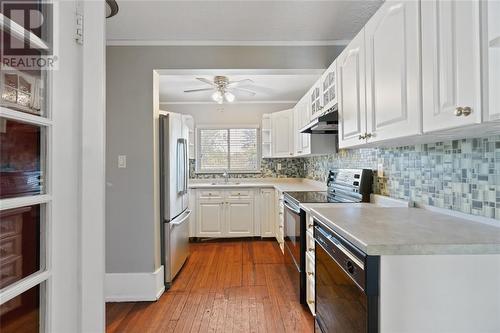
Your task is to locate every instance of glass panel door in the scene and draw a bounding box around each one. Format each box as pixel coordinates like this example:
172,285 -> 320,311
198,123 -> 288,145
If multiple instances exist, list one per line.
1,2 -> 52,332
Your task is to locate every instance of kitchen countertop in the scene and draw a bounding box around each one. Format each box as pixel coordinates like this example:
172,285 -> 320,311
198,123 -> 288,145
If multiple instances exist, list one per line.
188,178 -> 327,192
309,206 -> 500,255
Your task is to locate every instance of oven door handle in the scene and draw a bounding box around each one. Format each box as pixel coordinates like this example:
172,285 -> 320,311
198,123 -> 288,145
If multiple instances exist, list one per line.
283,201 -> 300,214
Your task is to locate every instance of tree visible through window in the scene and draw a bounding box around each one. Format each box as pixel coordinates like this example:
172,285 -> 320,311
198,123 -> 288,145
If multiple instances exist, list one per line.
197,127 -> 259,172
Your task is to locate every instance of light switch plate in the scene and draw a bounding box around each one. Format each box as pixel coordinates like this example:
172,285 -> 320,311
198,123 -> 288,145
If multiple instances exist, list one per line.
118,155 -> 127,168
277,163 -> 282,171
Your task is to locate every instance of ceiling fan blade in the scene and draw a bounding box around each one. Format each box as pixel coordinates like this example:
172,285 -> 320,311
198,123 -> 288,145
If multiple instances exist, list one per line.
227,79 -> 254,87
184,88 -> 214,93
230,87 -> 257,96
196,77 -> 215,86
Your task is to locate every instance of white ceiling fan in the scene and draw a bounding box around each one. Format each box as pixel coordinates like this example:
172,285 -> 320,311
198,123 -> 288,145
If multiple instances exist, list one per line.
184,76 -> 257,104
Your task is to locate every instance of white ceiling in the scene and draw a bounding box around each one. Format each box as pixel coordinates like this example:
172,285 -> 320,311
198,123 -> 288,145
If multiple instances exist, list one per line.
107,1 -> 383,45
159,71 -> 322,104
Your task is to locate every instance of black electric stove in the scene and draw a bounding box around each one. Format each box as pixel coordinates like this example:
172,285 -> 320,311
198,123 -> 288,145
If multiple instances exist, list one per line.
282,169 -> 373,307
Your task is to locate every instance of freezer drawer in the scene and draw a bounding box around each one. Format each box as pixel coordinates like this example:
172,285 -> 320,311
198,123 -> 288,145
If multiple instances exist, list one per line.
164,209 -> 191,286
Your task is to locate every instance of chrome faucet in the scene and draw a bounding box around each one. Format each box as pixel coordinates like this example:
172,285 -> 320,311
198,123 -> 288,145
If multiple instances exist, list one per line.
222,170 -> 229,183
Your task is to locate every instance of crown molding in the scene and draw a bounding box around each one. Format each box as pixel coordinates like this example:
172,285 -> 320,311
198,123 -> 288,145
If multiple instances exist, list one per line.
106,39 -> 351,47
159,100 -> 297,105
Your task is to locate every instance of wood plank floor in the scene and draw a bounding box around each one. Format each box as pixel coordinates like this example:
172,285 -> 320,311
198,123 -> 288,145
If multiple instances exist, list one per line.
106,239 -> 314,333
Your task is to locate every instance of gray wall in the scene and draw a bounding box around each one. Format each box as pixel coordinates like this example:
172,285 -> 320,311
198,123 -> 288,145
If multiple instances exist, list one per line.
106,45 -> 342,273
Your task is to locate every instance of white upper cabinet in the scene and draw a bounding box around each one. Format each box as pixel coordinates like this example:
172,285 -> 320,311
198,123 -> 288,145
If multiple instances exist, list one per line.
294,95 -> 311,156
365,0 -> 422,142
321,60 -> 338,112
271,109 -> 294,157
485,0 -> 500,122
337,29 -> 367,148
422,0 -> 482,132
309,83 -> 323,120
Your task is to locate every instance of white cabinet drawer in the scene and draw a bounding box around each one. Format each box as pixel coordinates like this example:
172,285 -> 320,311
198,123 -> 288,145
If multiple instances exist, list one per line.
307,215 -> 314,233
197,190 -> 223,199
227,189 -> 253,199
306,230 -> 315,258
306,252 -> 315,278
306,274 -> 316,315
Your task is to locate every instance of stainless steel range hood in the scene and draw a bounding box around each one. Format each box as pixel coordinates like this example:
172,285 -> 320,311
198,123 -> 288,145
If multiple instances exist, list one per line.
300,106 -> 339,134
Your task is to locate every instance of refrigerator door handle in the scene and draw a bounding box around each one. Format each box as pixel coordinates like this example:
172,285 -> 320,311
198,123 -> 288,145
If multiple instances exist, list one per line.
176,139 -> 184,194
171,209 -> 191,226
183,138 -> 188,194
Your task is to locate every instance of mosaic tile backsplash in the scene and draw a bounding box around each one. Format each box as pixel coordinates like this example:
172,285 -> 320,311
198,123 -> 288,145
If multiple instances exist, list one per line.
189,158 -> 305,179
190,135 -> 500,220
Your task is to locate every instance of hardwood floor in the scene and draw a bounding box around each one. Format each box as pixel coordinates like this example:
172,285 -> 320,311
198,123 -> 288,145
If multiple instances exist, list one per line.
106,239 -> 314,333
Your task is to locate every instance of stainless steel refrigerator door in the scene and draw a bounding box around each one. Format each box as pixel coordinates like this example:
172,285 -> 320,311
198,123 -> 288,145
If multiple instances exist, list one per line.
160,113 -> 185,221
164,209 -> 191,285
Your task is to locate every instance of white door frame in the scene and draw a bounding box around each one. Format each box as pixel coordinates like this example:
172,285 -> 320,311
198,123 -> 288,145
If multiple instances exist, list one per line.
80,1 -> 106,332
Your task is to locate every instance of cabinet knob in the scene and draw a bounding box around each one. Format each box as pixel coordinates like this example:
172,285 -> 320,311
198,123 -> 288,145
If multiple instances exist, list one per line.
308,272 -> 314,276
462,106 -> 472,116
307,300 -> 315,305
358,134 -> 366,140
289,152 -> 293,156
279,225 -> 283,229
308,224 -> 314,228
365,133 -> 372,139
308,248 -> 314,252
454,107 -> 463,116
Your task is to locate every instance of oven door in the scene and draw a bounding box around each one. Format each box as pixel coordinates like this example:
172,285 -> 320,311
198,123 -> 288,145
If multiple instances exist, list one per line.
315,222 -> 378,333
315,242 -> 367,333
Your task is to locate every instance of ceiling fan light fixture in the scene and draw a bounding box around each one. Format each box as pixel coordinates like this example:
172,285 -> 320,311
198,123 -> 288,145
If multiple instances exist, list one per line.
224,92 -> 235,103
212,91 -> 223,104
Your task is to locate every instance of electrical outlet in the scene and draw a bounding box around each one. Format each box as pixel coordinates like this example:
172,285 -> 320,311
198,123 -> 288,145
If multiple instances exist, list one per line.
377,163 -> 384,178
277,163 -> 282,171
118,155 -> 127,168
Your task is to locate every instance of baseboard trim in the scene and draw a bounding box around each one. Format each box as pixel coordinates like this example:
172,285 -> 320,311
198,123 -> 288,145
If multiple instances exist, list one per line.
105,266 -> 165,302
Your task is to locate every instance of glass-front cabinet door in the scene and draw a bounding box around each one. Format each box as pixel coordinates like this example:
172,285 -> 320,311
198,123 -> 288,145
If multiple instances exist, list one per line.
1,2 -> 53,332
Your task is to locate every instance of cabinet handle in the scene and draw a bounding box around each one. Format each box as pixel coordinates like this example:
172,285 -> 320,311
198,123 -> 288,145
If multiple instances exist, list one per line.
279,225 -> 283,229
289,152 -> 293,156
308,248 -> 314,252
297,150 -> 302,153
462,106 -> 472,116
308,300 -> 315,305
358,134 -> 366,140
454,107 -> 463,116
365,133 -> 372,139
308,272 -> 314,276
308,224 -> 313,228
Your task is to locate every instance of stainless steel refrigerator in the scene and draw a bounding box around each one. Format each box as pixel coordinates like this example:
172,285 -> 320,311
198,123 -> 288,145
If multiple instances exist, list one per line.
159,112 -> 190,287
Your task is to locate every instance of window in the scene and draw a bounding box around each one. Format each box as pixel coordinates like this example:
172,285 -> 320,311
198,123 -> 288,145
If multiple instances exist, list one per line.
197,127 -> 260,173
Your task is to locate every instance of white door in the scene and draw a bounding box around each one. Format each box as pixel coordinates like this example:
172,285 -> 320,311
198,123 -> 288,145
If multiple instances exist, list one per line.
225,199 -> 254,237
271,109 -> 293,157
485,0 -> 500,122
337,29 -> 367,148
365,0 -> 422,142
260,189 -> 275,237
196,200 -> 224,237
422,0 -> 482,132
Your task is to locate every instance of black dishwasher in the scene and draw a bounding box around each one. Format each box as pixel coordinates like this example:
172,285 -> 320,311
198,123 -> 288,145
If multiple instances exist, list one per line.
314,219 -> 379,333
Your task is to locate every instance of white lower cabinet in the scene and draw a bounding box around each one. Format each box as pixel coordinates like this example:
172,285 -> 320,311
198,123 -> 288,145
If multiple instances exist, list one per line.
196,199 -> 225,237
275,189 -> 285,253
260,189 -> 275,238
195,189 -> 255,237
225,199 -> 254,237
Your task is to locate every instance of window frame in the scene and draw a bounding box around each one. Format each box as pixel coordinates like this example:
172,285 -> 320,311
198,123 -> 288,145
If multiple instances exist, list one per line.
195,124 -> 261,174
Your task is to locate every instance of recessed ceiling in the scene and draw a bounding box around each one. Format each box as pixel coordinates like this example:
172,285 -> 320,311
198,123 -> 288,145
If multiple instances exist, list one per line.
107,1 -> 383,45
159,70 -> 322,104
